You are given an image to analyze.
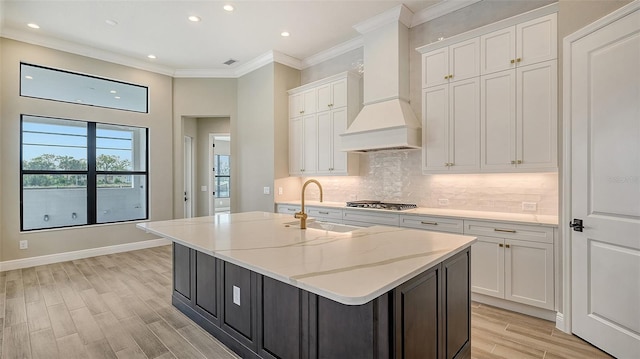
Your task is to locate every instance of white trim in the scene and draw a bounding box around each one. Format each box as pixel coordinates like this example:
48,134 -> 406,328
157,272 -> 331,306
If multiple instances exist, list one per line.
173,68 -> 237,78
472,293 -> 557,321
560,0 -> 640,336
272,50 -> 303,70
416,3 -> 558,54
411,0 -> 482,28
0,238 -> 170,271
301,36 -> 364,69
353,4 -> 413,34
556,312 -> 566,332
1,28 -> 175,76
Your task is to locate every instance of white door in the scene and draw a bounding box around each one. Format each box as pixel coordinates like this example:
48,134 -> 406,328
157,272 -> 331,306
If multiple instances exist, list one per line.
183,136 -> 193,218
569,4 -> 640,358
471,236 -> 505,298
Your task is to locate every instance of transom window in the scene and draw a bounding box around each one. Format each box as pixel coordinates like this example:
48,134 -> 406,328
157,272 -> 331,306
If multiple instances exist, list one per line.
21,115 -> 148,231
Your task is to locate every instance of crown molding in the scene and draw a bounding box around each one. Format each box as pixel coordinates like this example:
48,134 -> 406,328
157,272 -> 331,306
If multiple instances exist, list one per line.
1,28 -> 175,76
301,36 -> 363,69
271,50 -> 303,70
411,0 -> 483,28
353,4 -> 414,34
173,68 -> 236,78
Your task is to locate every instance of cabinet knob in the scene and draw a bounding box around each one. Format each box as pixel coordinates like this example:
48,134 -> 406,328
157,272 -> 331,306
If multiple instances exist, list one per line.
449,162 -> 454,166
511,59 -> 516,64
444,75 -> 449,80
505,244 -> 511,248
511,160 -> 516,165
449,74 -> 454,79
499,243 -> 504,247
517,160 -> 522,164
516,58 -> 522,63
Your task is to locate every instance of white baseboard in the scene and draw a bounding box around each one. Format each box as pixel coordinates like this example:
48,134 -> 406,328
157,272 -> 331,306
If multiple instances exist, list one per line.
555,312 -> 568,332
0,238 -> 171,272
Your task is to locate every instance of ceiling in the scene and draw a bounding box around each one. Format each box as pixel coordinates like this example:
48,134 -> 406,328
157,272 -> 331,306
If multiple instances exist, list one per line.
0,0 -> 477,77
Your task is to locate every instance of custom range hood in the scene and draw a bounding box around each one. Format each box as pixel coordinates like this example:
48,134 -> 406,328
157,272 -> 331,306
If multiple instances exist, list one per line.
340,5 -> 421,152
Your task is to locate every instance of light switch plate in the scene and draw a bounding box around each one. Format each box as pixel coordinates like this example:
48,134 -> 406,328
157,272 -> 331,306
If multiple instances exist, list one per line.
19,240 -> 28,250
201,185 -> 207,192
263,186 -> 270,195
278,187 -> 283,195
233,285 -> 241,306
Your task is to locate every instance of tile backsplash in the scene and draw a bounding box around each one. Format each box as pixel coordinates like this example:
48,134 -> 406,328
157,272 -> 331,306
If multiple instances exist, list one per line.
277,150 -> 558,216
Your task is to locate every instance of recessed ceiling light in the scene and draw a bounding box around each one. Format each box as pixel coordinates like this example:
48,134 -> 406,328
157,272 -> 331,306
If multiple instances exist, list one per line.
188,15 -> 201,22
110,90 -> 117,94
223,4 -> 234,12
76,99 -> 83,103
281,31 -> 290,37
27,23 -> 40,29
147,54 -> 157,59
114,96 -> 121,99
25,75 -> 33,80
105,19 -> 118,26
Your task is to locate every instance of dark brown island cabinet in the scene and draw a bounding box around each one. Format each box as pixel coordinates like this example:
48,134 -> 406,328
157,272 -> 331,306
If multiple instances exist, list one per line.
172,243 -> 471,359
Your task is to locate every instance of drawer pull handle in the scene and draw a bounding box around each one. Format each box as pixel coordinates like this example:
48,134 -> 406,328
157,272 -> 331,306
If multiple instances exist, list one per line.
421,221 -> 438,226
494,228 -> 516,233
287,208 -> 296,212
319,211 -> 329,215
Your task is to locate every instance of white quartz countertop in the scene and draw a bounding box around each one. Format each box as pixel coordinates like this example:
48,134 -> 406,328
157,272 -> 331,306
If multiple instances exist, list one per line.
137,212 -> 476,305
278,201 -> 559,226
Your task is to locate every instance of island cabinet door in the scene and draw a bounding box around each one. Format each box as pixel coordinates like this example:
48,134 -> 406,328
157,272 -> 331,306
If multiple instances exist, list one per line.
194,251 -> 220,325
222,262 -> 258,350
443,249 -> 471,359
394,264 -> 441,359
173,243 -> 192,300
257,276 -> 304,359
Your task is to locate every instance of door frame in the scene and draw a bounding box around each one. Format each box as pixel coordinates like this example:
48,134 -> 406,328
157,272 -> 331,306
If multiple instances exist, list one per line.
560,0 -> 640,334
209,133 -> 231,215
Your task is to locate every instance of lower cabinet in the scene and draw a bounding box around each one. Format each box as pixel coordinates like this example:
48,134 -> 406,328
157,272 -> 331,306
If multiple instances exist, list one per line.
172,243 -> 471,359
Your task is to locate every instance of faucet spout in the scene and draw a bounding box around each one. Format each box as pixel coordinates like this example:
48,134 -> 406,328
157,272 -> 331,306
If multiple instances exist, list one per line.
294,179 -> 323,229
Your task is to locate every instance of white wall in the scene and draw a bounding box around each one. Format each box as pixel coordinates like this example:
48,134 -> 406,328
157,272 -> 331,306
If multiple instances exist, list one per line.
0,38 -> 173,261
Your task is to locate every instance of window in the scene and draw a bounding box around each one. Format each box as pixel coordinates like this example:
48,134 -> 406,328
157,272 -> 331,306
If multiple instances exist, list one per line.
21,115 -> 148,231
20,63 -> 148,113
214,155 -> 230,198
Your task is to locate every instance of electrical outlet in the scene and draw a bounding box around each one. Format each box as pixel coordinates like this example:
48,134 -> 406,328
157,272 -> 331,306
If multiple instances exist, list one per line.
522,202 -> 537,211
201,185 -> 207,192
278,187 -> 283,195
233,286 -> 241,306
263,186 -> 270,195
438,199 -> 449,206
19,240 -> 28,250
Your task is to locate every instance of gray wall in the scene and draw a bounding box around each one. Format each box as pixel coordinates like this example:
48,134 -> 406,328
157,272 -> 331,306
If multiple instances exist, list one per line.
172,78 -> 237,218
0,38 -> 173,261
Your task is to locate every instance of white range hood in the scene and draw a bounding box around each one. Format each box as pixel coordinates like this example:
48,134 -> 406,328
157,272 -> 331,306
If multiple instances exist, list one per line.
340,5 -> 421,152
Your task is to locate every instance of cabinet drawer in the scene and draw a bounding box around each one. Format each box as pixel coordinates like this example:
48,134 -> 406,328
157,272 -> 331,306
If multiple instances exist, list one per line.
307,207 -> 343,221
277,204 -> 301,214
464,220 -> 553,243
342,210 -> 400,227
400,215 -> 464,234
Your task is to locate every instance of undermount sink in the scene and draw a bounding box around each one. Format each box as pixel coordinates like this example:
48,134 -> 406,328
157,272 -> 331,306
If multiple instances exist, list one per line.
284,220 -> 361,233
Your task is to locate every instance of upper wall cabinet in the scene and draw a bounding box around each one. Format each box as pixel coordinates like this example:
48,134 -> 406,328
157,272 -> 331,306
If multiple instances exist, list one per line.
418,5 -> 558,174
422,38 -> 480,88
288,72 -> 361,176
480,13 -> 557,75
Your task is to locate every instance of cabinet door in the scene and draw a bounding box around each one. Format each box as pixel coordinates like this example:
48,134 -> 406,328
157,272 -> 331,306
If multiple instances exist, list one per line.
516,13 -> 557,67
470,236 -> 504,298
480,27 -> 516,75
316,84 -> 332,113
195,251 -> 217,318
331,78 -> 348,109
330,108 -> 348,174
422,85 -> 449,172
173,243 -> 192,300
480,70 -> 516,171
289,93 -> 303,118
423,47 -> 449,88
449,78 -> 480,172
317,111 -> 332,174
449,38 -> 480,82
516,61 -> 557,170
223,262 -> 254,341
302,114 -> 317,174
302,89 -> 316,115
504,239 -> 554,310
289,117 -> 303,175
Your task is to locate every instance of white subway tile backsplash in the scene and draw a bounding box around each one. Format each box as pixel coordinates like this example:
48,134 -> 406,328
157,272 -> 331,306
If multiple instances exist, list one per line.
293,150 -> 558,215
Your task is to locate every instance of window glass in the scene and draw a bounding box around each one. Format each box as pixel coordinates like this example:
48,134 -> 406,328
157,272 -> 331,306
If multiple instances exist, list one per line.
20,63 -> 148,113
214,154 -> 230,198
21,115 -> 148,231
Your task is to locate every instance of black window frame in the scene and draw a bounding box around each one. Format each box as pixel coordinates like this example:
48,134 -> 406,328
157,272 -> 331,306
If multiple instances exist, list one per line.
214,154 -> 230,199
20,114 -> 149,231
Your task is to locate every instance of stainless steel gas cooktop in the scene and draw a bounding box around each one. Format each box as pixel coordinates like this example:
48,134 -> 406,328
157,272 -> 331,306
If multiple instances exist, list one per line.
346,200 -> 417,211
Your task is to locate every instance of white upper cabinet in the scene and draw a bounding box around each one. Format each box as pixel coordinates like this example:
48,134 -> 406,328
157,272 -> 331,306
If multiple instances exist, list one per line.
288,72 -> 360,176
422,38 -> 480,88
317,78 -> 348,112
289,89 -> 317,118
480,13 -> 557,75
423,78 -> 480,173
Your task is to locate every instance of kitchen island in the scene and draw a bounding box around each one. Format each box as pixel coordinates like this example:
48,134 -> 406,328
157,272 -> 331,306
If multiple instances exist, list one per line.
137,212 -> 476,359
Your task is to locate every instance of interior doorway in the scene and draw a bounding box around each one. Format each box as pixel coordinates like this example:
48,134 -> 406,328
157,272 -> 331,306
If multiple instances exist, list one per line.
209,134 -> 231,215
183,135 -> 193,218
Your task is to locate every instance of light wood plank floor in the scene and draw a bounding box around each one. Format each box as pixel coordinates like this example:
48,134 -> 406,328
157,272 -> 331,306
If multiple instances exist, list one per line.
0,245 -> 612,359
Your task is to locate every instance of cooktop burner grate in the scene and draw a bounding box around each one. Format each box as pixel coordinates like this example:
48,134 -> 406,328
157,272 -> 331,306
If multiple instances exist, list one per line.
346,201 -> 417,211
